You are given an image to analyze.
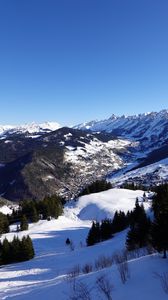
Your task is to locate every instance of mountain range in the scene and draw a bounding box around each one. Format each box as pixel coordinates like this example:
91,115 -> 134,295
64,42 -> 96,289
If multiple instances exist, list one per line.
0,110 -> 168,201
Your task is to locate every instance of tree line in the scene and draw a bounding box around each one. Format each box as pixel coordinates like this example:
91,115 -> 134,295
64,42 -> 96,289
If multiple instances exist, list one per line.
79,180 -> 112,197
0,235 -> 34,265
87,210 -> 129,246
87,183 -> 168,259
8,194 -> 63,229
0,194 -> 63,266
127,184 -> 168,258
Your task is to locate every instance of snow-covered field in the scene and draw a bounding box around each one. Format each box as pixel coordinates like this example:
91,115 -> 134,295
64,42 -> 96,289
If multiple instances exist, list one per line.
0,189 -> 167,300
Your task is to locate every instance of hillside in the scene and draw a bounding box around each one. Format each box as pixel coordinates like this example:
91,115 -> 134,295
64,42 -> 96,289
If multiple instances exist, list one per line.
0,128 -> 134,201
0,188 -> 166,300
75,110 -> 168,149
0,110 -> 168,201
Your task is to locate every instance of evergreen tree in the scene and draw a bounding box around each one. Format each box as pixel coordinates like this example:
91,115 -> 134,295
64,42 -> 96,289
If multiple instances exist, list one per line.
126,200 -> 150,250
1,238 -> 10,264
39,195 -> 63,219
79,180 -> 112,196
20,215 -> 29,231
151,214 -> 168,258
11,236 -> 21,262
100,219 -> 113,241
0,235 -> 35,265
151,184 -> 168,258
0,212 -> 9,234
21,236 -> 35,261
86,221 -> 101,246
152,184 -> 168,218
31,206 -> 39,223
112,211 -> 128,233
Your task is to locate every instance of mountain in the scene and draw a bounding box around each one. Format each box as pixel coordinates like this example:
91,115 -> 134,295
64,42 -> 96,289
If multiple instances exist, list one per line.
75,110 -> 168,151
0,127 -> 134,201
0,121 -> 61,137
75,110 -> 168,187
0,110 -> 168,201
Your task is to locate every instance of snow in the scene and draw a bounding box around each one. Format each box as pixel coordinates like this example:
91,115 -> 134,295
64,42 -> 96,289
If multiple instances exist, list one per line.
0,122 -> 61,136
0,125 -> 15,135
0,188 -> 165,300
64,138 -> 133,169
17,121 -> 61,134
75,110 -> 168,143
42,175 -> 55,181
65,188 -> 151,221
0,205 -> 13,215
111,157 -> 168,185
4,140 -> 12,144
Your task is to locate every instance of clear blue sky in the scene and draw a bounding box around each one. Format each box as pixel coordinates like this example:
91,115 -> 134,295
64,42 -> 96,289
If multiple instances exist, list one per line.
0,0 -> 168,125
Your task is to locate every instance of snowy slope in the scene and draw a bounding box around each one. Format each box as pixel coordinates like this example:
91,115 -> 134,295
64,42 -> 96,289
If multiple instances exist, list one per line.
0,188 -> 159,300
110,158 -> 168,187
75,110 -> 168,136
64,138 -> 135,177
8,254 -> 168,300
65,188 -> 151,221
75,110 -> 168,149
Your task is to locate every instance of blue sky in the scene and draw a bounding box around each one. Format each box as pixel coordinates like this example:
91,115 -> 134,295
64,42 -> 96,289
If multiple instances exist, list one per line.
0,0 -> 168,125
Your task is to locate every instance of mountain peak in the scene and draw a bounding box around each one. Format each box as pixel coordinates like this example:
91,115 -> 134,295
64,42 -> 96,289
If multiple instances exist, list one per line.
74,109 -> 168,142
0,121 -> 61,136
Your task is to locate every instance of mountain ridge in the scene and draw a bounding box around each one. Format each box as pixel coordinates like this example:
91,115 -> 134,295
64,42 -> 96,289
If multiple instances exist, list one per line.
0,109 -> 168,201
0,121 -> 61,136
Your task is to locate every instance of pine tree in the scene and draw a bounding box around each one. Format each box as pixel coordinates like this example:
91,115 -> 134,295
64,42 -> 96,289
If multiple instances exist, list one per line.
86,221 -> 101,246
0,212 -> 9,234
0,235 -> 35,265
1,238 -> 10,264
101,219 -> 113,241
151,184 -> 168,258
31,206 -> 39,223
11,236 -> 21,262
20,215 -> 29,231
151,214 -> 168,258
21,236 -> 35,261
112,211 -> 128,233
126,200 -> 150,250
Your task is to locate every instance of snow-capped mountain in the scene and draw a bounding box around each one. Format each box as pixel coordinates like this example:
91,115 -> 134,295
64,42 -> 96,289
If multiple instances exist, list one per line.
0,127 -> 135,201
0,121 -> 61,137
75,110 -> 168,150
0,109 -> 168,201
74,110 -> 168,189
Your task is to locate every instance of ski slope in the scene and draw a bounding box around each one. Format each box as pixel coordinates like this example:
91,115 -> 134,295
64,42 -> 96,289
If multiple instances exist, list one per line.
0,189 -> 166,300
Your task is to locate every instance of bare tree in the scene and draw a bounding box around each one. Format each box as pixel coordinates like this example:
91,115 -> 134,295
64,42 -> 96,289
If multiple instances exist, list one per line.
96,274 -> 113,300
154,272 -> 168,294
66,265 -> 81,290
113,251 -> 130,284
95,255 -> 113,270
82,263 -> 93,274
69,281 -> 92,300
